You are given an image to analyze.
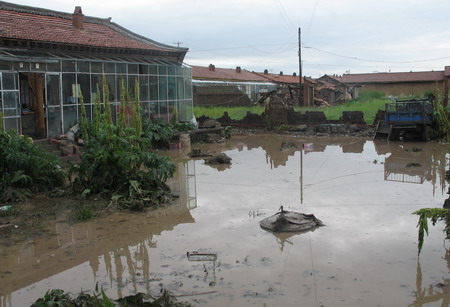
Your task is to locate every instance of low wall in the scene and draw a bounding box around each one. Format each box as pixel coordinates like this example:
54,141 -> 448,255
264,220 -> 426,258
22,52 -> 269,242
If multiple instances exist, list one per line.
197,110 -> 369,128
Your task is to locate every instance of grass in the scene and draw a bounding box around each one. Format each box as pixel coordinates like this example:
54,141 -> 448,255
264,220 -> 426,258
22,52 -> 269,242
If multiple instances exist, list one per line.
194,98 -> 389,124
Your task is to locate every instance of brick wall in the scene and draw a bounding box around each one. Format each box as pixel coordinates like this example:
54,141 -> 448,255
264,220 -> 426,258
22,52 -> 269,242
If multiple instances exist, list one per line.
360,81 -> 445,96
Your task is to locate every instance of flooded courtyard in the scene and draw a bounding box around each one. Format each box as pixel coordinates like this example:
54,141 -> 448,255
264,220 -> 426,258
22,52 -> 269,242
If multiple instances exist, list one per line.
1,134 -> 450,306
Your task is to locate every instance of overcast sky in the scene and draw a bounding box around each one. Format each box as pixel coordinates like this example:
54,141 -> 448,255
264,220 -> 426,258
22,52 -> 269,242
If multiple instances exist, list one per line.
7,0 -> 450,77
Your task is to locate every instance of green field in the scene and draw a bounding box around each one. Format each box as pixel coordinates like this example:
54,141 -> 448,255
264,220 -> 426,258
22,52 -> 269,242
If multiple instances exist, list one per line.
194,93 -> 390,124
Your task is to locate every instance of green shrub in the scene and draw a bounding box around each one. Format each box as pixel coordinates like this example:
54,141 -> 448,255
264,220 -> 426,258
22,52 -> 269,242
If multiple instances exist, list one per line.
0,131 -> 65,202
142,119 -> 175,149
357,90 -> 386,101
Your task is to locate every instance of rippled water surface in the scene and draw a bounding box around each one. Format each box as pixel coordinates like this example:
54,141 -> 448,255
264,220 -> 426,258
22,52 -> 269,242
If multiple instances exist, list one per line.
1,135 -> 450,306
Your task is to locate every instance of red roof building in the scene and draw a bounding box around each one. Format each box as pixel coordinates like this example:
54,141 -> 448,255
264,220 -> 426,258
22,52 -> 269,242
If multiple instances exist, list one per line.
338,68 -> 450,103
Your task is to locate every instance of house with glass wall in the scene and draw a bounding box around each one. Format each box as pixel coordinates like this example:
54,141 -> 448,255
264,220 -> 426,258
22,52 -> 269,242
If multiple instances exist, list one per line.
0,1 -> 193,138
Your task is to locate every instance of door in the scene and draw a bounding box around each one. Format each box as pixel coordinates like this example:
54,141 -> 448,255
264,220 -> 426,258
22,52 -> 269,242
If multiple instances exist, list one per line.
1,72 -> 21,133
45,74 -> 62,138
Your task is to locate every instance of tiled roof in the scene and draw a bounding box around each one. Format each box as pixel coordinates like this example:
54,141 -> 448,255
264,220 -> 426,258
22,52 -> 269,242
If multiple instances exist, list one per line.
192,66 -> 270,82
253,71 -> 312,85
339,70 -> 446,84
0,1 -> 186,55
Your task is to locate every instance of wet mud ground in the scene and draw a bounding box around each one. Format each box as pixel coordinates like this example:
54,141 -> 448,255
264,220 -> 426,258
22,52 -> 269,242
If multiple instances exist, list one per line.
1,135 -> 450,306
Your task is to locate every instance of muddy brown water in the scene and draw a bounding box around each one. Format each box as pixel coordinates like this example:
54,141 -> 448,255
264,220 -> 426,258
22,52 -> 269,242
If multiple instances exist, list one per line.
1,135 -> 450,306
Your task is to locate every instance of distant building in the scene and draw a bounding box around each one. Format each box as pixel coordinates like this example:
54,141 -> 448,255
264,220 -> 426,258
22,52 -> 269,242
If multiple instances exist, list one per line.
192,65 -> 276,107
0,1 -> 192,138
338,67 -> 450,104
254,70 -> 316,107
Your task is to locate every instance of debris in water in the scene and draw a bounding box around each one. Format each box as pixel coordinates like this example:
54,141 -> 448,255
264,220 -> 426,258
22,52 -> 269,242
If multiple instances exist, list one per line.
188,148 -> 212,158
260,206 -> 324,232
187,251 -> 217,261
204,153 -> 231,165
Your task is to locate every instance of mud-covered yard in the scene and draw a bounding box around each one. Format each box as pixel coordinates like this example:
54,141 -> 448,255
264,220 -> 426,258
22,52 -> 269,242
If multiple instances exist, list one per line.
1,134 -> 449,306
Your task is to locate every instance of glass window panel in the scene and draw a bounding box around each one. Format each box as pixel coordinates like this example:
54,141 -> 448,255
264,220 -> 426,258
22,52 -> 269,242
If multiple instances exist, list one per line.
62,74 -> 77,105
168,66 -> 176,76
105,63 -> 115,74
148,101 -> 158,120
3,73 -> 18,90
168,101 -> 176,122
47,107 -> 62,137
184,78 -> 192,99
128,64 -> 138,74
46,75 -> 61,106
158,75 -> 167,100
139,76 -> 149,101
4,117 -> 19,132
77,74 -> 91,107
116,63 -> 126,74
106,75 -> 116,102
159,100 -> 168,122
90,74 -> 101,103
62,60 -> 76,72
141,101 -> 151,120
159,66 -> 168,75
91,62 -> 103,73
148,65 -> 157,75
149,76 -> 158,100
0,60 -> 12,71
168,76 -> 176,100
117,75 -> 127,100
3,91 -> 19,114
128,75 -> 138,100
177,77 -> 184,100
77,61 -> 90,73
139,64 -> 148,75
63,105 -> 78,133
46,61 -> 61,72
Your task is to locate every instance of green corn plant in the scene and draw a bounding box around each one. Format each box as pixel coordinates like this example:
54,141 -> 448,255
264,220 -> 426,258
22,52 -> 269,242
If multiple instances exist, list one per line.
117,79 -> 126,137
93,84 -> 102,138
78,88 -> 89,141
133,78 -> 142,138
0,112 -> 4,133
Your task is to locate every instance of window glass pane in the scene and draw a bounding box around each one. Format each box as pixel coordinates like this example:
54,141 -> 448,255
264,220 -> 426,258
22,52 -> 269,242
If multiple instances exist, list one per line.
116,63 -> 126,74
62,74 -> 77,105
46,75 -> 60,106
177,77 -> 184,100
4,118 -> 19,132
159,101 -> 168,122
91,62 -> 103,73
62,60 -> 76,72
139,64 -> 148,75
148,101 -> 158,120
139,76 -> 149,101
184,78 -> 192,99
77,61 -> 90,73
149,76 -> 158,100
3,73 -> 18,90
90,74 -> 101,104
128,76 -> 138,100
77,74 -> 91,106
63,105 -> 78,133
148,65 -> 157,75
0,60 -> 12,71
168,76 -> 176,100
47,61 -> 61,72
117,75 -> 127,100
3,92 -> 19,116
128,64 -> 138,74
158,75 -> 167,100
168,66 -> 176,76
106,75 -> 116,102
159,66 -> 168,75
47,107 -> 62,137
105,63 -> 115,74
168,101 -> 176,122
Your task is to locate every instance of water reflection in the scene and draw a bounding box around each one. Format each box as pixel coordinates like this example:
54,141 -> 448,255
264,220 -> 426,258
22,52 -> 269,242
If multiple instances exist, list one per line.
0,159 -> 198,306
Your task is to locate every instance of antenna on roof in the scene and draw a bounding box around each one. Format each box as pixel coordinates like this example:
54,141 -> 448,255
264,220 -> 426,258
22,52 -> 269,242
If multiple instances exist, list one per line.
173,42 -> 183,47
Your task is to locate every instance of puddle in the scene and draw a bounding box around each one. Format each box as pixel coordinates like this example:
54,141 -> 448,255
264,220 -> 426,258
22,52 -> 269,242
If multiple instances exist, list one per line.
1,135 -> 449,306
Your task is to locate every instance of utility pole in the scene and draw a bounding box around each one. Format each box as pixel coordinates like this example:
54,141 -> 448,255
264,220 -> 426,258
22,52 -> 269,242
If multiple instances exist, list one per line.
298,28 -> 303,107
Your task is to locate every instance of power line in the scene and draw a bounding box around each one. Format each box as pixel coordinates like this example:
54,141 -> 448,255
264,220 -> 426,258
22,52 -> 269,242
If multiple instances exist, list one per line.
306,0 -> 320,35
272,0 -> 297,32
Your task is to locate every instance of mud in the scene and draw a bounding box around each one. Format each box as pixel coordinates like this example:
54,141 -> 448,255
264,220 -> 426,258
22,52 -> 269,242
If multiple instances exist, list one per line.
1,135 -> 449,306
